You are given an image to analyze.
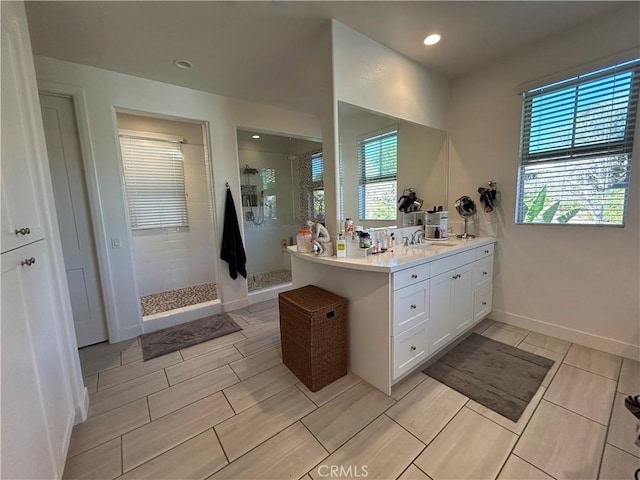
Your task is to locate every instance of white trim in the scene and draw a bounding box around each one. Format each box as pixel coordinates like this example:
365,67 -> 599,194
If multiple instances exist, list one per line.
37,82 -> 122,344
491,309 -> 640,360
516,48 -> 640,94
118,128 -> 184,144
222,296 -> 251,312
75,387 -> 89,424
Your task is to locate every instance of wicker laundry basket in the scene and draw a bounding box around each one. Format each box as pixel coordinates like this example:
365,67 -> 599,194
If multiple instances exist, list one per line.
278,285 -> 348,392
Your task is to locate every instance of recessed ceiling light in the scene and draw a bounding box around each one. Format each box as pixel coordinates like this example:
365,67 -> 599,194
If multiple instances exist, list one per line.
173,59 -> 193,69
252,135 -> 260,139
423,33 -> 442,46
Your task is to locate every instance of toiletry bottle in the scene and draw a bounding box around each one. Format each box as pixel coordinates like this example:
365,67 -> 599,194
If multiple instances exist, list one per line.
336,234 -> 347,258
434,226 -> 440,239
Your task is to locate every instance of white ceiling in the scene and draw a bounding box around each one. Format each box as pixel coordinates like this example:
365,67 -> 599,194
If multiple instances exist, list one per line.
25,1 -> 629,115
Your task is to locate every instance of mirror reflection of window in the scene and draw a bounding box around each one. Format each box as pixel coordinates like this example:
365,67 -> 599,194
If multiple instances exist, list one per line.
358,128 -> 398,221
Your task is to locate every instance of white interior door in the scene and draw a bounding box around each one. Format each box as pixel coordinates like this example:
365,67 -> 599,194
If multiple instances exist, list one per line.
40,93 -> 108,347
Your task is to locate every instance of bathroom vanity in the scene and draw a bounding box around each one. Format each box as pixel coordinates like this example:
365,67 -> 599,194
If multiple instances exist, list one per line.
288,237 -> 496,394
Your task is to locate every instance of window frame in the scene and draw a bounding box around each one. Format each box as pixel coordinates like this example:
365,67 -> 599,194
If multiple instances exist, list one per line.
515,59 -> 639,227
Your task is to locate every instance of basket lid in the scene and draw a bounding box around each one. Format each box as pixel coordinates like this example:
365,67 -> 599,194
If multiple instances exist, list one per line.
280,285 -> 346,311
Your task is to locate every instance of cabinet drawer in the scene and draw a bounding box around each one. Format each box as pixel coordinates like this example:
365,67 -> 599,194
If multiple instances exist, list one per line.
475,243 -> 494,260
393,280 -> 429,335
473,256 -> 493,290
473,283 -> 493,323
431,249 -> 475,277
392,321 -> 428,380
393,263 -> 430,290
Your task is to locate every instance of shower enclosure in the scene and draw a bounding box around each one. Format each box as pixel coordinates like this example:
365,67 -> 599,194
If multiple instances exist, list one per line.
236,130 -> 322,292
118,112 -> 218,323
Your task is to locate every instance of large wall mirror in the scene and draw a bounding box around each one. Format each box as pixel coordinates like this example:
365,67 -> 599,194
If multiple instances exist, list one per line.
338,101 -> 449,229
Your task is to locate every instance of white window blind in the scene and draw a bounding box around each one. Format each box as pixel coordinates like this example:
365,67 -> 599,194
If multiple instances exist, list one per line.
119,133 -> 189,230
358,128 -> 398,221
516,59 -> 639,226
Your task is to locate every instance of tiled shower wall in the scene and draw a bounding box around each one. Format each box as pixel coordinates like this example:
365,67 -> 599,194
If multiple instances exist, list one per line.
117,114 -> 216,296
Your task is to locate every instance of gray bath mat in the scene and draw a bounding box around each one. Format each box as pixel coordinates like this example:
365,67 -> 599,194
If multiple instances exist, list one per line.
141,313 -> 242,361
424,333 -> 554,422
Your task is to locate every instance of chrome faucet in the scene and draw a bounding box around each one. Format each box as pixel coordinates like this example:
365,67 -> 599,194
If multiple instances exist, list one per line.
411,229 -> 425,245
402,236 -> 410,247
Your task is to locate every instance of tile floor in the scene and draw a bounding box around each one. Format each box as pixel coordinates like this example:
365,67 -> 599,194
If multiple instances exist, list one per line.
140,283 -> 218,316
69,303 -> 640,479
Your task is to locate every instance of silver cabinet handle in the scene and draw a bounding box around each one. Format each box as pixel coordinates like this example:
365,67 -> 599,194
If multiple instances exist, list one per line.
410,304 -> 417,309
21,257 -> 36,267
411,274 -> 418,279
482,301 -> 487,306
484,249 -> 489,254
410,345 -> 416,351
483,271 -> 488,275
15,227 -> 31,236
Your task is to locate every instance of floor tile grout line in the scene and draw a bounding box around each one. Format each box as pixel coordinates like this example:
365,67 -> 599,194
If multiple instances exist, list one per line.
211,426 -> 231,467
299,420 -> 333,478
295,376 -> 363,409
465,386 -> 547,436
218,413 -> 319,466
384,395 -> 467,454
595,358 -> 624,478
559,359 -> 623,382
540,397 -> 611,427
390,373 -> 428,402
511,452 -> 559,480
384,413 -> 428,449
603,441 -> 640,460
148,369 -> 240,422
497,391 -> 557,479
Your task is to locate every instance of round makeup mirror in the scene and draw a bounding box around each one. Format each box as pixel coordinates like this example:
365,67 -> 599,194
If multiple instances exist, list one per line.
455,196 -> 476,239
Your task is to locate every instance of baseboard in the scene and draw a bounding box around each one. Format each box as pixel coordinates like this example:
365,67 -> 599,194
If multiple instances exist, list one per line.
491,309 -> 640,360
76,386 -> 89,423
222,297 -> 250,312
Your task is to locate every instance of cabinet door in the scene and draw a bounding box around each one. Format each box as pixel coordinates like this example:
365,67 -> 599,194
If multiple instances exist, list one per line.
1,240 -> 74,479
452,263 -> 474,334
428,271 -> 453,352
1,2 -> 47,253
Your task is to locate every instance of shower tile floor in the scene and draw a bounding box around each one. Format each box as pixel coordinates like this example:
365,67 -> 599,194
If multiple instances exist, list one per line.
140,283 -> 218,316
247,269 -> 292,292
140,270 -> 292,315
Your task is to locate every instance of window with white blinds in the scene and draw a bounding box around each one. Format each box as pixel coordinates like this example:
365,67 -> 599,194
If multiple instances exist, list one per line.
358,128 -> 398,221
119,133 -> 189,230
516,59 -> 639,226
310,152 -> 325,221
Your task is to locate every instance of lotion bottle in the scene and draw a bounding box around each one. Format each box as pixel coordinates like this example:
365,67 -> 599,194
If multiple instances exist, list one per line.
336,233 -> 347,257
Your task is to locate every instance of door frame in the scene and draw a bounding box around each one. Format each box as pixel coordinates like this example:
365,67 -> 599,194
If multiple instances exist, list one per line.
38,82 -> 119,343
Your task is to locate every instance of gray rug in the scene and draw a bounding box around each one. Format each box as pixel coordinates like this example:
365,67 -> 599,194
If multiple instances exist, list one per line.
424,333 -> 554,422
141,313 -> 242,361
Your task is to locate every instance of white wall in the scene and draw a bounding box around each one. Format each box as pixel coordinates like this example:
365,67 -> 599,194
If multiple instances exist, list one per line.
448,4 -> 640,357
331,21 -> 449,132
35,56 -> 321,341
117,114 -> 216,296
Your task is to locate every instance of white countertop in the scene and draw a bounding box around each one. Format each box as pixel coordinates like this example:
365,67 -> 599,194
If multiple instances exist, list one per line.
287,237 -> 496,273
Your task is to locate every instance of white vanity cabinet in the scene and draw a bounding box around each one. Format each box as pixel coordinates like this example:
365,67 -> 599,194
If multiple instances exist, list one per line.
289,238 -> 496,394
